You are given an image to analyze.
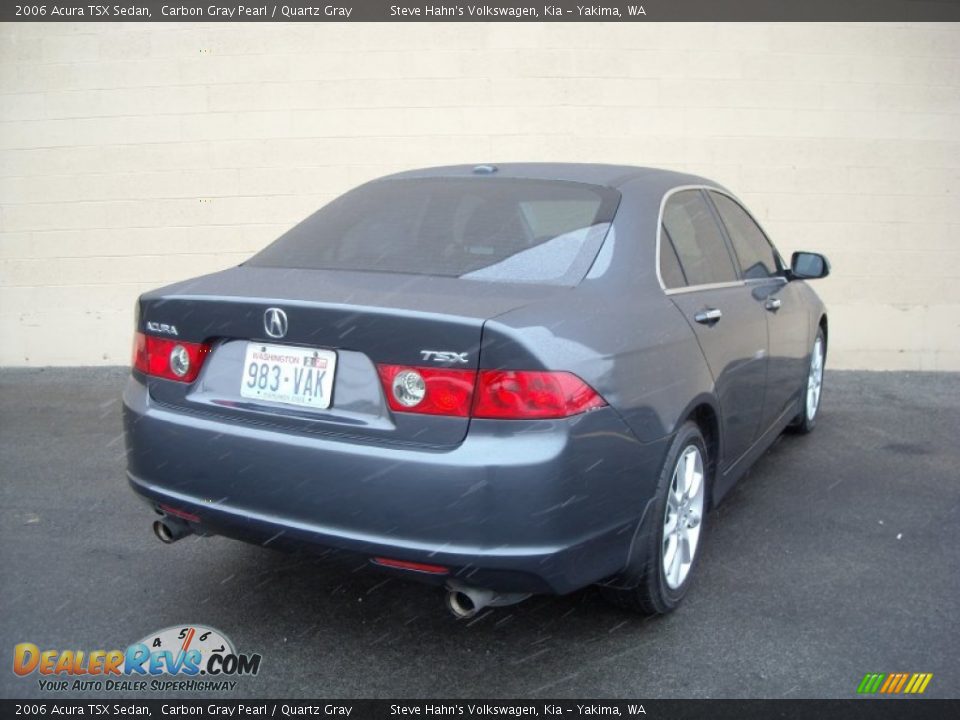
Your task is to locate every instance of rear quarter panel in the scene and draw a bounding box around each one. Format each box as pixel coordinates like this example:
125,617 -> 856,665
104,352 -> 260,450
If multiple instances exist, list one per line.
482,284 -> 712,446
483,175 -> 718,449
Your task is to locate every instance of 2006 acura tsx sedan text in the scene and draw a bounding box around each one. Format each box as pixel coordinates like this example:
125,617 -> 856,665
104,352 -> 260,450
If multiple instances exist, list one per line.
123,163 -> 830,617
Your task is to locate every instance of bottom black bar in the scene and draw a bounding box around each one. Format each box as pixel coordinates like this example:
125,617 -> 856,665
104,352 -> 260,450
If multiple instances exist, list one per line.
2,699 -> 958,720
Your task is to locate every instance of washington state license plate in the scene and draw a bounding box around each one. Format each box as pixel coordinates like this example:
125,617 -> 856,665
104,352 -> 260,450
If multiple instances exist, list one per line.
239,343 -> 337,409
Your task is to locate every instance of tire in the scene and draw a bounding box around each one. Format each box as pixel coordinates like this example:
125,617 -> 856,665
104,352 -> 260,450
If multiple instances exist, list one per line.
600,421 -> 709,615
789,327 -> 825,435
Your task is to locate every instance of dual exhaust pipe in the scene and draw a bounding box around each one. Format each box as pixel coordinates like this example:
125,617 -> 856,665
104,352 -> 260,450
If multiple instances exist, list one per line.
149,517 -> 528,618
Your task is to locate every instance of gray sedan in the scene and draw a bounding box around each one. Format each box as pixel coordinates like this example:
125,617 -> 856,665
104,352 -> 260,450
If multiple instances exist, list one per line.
123,164 -> 830,617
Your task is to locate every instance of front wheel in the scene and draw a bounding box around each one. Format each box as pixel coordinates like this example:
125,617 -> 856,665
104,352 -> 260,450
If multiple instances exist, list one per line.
789,328 -> 825,434
600,422 -> 709,614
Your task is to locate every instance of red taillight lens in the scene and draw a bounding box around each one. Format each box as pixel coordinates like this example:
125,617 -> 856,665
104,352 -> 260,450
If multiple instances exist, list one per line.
132,332 -> 210,383
375,364 -> 605,419
132,332 -> 148,373
473,370 -> 606,419
377,364 -> 475,417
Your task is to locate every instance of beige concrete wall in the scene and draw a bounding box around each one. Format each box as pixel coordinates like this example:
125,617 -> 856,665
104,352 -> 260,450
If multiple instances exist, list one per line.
1,22 -> 958,369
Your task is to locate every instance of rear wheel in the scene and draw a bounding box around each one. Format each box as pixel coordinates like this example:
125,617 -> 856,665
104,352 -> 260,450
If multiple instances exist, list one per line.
600,421 -> 709,614
789,328 -> 825,434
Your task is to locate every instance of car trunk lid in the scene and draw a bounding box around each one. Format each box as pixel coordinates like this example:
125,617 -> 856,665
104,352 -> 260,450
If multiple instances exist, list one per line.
137,266 -> 564,446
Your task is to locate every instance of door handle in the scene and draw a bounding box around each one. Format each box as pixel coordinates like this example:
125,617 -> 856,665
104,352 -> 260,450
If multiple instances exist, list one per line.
694,308 -> 722,324
765,297 -> 782,312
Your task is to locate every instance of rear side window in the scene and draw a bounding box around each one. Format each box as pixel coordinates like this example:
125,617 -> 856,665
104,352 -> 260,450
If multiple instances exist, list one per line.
662,190 -> 737,287
709,192 -> 781,280
249,178 -> 620,286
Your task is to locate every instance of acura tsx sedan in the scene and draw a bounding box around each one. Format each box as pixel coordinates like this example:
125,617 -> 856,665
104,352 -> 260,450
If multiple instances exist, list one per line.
123,163 -> 830,617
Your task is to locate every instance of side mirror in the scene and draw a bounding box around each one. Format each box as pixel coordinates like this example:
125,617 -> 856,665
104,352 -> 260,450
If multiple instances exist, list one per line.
790,251 -> 830,280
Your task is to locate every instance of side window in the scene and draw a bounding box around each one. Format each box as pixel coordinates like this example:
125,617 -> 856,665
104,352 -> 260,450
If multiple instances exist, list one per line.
709,192 -> 780,280
659,225 -> 687,289
662,190 -> 738,287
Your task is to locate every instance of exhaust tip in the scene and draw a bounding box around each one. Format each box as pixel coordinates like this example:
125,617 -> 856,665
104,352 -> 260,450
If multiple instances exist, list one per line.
152,516 -> 193,544
443,582 -> 532,618
445,590 -> 478,619
152,519 -> 175,544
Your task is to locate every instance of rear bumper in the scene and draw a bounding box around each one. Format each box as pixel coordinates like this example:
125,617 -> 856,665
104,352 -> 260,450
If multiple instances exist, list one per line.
123,377 -> 668,595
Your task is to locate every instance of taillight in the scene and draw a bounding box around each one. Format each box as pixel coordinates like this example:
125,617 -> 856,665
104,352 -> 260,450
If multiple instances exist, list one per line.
375,365 -> 605,420
377,364 -> 475,417
473,370 -> 606,419
132,332 -> 210,383
132,332 -> 148,373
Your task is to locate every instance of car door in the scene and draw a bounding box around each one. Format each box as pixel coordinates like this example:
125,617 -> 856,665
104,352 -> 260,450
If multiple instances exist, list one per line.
707,191 -> 810,432
659,189 -> 769,469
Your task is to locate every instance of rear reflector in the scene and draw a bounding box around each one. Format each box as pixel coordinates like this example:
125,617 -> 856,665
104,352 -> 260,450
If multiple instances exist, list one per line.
375,364 -> 606,420
372,557 -> 449,575
159,503 -> 201,523
132,332 -> 211,383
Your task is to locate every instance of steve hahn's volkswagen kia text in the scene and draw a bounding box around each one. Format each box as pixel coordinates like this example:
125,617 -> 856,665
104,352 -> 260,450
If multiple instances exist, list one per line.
123,164 -> 830,616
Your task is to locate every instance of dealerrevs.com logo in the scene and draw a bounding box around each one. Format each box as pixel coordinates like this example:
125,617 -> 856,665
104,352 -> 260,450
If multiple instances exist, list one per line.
13,625 -> 262,693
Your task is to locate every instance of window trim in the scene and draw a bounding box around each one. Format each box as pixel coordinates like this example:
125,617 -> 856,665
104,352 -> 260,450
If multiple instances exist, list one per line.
655,185 -> 741,295
660,224 -> 689,287
655,184 -> 785,295
704,189 -> 786,281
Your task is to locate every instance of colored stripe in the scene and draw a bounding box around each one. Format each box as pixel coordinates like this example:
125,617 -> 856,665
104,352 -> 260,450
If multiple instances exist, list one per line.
888,673 -> 904,693
181,627 -> 196,653
913,673 -> 928,694
894,673 -> 909,693
855,671 -> 933,695
888,673 -> 903,693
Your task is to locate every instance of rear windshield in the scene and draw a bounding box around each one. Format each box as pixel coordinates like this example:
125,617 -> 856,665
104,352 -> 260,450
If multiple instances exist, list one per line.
248,178 -> 621,286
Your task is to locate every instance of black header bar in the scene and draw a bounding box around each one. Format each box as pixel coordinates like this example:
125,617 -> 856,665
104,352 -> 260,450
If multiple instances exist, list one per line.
3,0 -> 960,23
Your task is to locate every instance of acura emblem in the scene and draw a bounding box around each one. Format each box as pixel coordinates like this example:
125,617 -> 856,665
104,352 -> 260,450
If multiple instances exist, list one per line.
264,308 -> 288,339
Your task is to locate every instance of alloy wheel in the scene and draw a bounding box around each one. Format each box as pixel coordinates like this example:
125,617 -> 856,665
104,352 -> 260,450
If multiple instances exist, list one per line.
807,337 -> 824,420
662,445 -> 705,590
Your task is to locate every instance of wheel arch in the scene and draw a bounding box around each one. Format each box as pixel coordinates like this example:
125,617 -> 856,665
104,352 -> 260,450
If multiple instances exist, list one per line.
818,313 -> 829,358
685,401 -> 720,507
670,395 -> 722,486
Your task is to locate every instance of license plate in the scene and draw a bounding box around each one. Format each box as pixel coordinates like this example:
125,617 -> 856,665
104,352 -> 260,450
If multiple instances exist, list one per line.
240,342 -> 337,409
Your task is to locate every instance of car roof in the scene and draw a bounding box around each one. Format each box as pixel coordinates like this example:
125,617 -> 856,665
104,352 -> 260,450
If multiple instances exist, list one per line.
379,163 -> 720,192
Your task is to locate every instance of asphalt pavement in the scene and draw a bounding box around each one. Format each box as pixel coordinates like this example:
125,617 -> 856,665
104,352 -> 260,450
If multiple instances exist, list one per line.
1,368 -> 958,699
